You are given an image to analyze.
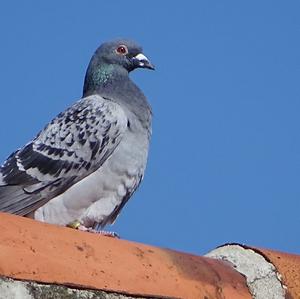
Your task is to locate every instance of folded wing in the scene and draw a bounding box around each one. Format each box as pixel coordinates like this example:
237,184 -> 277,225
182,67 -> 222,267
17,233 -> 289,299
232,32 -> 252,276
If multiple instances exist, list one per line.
0,95 -> 128,216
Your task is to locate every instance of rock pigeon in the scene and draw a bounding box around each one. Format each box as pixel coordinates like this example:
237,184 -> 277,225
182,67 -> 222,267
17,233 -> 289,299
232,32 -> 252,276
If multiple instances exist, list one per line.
0,39 -> 154,231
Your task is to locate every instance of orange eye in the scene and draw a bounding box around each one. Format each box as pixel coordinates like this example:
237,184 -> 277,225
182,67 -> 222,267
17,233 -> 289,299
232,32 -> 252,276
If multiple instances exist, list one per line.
116,45 -> 128,55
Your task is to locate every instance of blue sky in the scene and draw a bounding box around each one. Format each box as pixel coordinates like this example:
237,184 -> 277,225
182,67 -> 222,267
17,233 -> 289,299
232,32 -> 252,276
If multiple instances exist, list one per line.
0,1 -> 300,255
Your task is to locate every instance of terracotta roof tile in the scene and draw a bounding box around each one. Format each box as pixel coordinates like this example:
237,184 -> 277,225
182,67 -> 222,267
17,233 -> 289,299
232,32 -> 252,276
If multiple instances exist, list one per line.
207,243 -> 300,299
246,245 -> 300,299
0,212 -> 250,299
1,212 -> 300,298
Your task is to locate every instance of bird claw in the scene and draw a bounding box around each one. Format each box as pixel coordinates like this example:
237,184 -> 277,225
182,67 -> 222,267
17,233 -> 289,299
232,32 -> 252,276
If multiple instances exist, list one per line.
66,220 -> 119,238
80,226 -> 120,238
89,229 -> 120,238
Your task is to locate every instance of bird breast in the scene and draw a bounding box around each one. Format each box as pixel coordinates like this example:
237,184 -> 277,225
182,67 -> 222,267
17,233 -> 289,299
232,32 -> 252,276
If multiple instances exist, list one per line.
34,117 -> 150,227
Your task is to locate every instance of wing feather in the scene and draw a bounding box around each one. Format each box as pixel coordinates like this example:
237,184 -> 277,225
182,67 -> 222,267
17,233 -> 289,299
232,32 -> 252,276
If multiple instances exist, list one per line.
0,95 -> 128,215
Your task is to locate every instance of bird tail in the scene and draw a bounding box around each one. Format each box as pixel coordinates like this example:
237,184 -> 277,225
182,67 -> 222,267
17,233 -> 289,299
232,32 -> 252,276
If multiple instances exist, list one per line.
0,185 -> 41,216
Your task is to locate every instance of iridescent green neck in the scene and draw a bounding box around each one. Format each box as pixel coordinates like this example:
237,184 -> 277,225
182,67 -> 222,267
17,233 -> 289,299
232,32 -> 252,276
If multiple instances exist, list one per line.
92,63 -> 115,84
83,62 -> 127,96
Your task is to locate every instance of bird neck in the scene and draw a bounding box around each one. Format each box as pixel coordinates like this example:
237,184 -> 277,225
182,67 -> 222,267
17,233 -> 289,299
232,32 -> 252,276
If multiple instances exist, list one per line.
83,62 -> 128,96
82,63 -> 152,129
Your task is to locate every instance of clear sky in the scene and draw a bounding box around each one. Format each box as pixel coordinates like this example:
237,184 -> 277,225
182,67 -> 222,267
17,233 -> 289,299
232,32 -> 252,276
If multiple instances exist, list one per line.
0,1 -> 299,255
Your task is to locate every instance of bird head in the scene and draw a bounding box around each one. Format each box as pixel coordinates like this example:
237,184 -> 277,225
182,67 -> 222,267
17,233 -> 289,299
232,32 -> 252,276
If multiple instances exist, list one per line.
93,39 -> 155,72
83,39 -> 154,97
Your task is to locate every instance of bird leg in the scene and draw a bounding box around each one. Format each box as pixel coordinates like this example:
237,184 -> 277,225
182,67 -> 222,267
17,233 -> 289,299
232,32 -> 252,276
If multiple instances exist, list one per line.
66,220 -> 119,238
66,219 -> 82,229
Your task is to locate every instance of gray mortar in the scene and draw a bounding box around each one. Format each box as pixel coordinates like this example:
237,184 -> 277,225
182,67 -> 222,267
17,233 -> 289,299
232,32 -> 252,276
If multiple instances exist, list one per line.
205,244 -> 286,299
0,277 -> 151,299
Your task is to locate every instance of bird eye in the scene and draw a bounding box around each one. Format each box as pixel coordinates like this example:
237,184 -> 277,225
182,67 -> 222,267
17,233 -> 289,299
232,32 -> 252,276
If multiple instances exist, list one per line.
116,45 -> 128,55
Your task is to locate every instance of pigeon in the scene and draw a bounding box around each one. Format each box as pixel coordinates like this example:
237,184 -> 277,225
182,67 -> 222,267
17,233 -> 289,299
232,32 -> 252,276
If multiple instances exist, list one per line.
0,39 -> 154,232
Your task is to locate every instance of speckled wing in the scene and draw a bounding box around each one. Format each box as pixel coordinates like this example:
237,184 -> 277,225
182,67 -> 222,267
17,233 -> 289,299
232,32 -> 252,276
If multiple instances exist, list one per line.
0,95 -> 128,215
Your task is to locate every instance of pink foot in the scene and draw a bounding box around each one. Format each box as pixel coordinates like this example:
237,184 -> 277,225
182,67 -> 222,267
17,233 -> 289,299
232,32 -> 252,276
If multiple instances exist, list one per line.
77,225 -> 120,238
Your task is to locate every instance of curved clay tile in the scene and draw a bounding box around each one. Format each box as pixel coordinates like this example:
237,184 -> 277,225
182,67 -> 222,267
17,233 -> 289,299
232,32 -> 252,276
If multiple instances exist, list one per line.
1,212 -> 299,298
206,243 -> 300,299
0,212 -> 250,299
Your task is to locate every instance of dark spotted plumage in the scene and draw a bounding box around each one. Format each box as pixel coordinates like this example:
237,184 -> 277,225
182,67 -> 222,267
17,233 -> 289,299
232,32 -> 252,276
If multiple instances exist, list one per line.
0,96 -> 127,215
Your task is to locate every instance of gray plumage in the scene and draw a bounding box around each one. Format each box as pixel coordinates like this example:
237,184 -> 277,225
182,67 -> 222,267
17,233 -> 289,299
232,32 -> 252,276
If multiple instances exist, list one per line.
0,39 -> 154,229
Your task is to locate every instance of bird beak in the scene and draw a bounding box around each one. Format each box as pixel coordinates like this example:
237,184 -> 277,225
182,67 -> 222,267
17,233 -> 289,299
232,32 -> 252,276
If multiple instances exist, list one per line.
133,53 -> 155,70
